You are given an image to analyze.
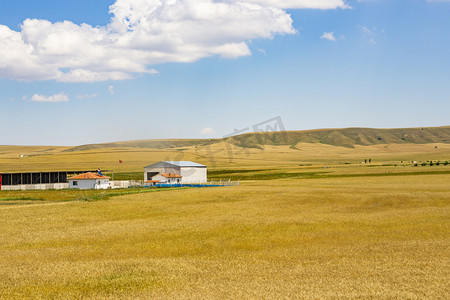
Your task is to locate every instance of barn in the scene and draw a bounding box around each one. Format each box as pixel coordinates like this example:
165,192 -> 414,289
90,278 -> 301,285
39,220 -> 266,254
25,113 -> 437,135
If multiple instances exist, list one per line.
68,172 -> 110,190
144,161 -> 207,184
0,170 -> 99,190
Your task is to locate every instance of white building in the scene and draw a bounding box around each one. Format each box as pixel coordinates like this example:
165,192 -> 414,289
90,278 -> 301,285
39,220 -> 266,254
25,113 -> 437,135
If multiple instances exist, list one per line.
146,173 -> 182,185
68,172 -> 110,190
144,161 -> 207,184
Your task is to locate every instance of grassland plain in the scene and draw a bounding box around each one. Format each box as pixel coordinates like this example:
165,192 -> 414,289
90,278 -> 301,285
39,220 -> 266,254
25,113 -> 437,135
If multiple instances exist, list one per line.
0,139 -> 449,298
2,139 -> 450,171
0,174 -> 449,299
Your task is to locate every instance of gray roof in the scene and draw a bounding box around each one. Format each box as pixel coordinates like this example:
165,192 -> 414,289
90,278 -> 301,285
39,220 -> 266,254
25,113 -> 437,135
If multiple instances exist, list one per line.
144,161 -> 206,168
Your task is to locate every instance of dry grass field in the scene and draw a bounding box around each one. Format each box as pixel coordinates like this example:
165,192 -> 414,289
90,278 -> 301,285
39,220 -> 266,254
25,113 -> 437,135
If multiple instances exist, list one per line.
2,140 -> 450,172
0,140 -> 449,298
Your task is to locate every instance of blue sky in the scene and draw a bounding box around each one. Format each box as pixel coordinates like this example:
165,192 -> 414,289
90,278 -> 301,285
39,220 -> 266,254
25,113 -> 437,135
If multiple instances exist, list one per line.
0,0 -> 449,146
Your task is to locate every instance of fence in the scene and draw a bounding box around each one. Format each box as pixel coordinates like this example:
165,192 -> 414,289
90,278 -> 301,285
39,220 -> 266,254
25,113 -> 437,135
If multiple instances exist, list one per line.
205,180 -> 240,186
145,180 -> 239,188
0,180 -> 236,190
0,183 -> 69,191
110,180 -> 144,189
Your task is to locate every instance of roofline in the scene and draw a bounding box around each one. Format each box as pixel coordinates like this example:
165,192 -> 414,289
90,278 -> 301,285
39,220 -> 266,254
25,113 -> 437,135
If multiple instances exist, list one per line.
159,173 -> 182,178
0,170 -> 113,175
68,172 -> 110,180
68,177 -> 110,180
144,166 -> 207,169
144,162 -> 207,168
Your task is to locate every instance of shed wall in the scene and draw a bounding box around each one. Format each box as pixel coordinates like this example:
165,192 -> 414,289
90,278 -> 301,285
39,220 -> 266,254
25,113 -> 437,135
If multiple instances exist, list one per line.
180,167 -> 207,183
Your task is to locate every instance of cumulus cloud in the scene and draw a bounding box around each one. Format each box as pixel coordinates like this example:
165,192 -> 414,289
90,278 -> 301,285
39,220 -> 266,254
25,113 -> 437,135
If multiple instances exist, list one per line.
320,32 -> 336,41
201,127 -> 217,135
0,0 -> 348,83
30,92 -> 69,103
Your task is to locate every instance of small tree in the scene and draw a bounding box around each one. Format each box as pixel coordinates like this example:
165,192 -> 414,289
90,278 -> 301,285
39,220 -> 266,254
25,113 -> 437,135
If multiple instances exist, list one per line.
430,161 -> 434,166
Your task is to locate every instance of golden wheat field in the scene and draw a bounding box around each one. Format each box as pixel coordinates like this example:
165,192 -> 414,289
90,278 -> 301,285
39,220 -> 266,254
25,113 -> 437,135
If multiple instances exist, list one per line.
0,142 -> 449,298
2,141 -> 450,172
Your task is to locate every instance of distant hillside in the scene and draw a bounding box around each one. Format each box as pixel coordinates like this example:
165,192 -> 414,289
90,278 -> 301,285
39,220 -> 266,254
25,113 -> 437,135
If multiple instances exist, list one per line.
227,126 -> 450,149
63,126 -> 450,152
63,139 -> 218,152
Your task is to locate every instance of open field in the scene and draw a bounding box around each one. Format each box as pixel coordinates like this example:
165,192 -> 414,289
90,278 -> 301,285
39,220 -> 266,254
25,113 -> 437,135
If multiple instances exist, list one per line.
2,126 -> 450,174
0,174 -> 449,298
1,135 -> 450,298
2,141 -> 450,172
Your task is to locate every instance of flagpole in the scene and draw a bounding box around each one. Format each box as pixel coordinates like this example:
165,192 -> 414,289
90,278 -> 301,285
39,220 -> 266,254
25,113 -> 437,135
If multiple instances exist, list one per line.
117,159 -> 122,182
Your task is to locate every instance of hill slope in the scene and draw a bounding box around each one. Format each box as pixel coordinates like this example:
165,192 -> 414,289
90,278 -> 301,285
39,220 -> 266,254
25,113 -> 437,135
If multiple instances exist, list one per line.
63,139 -> 218,152
228,126 -> 450,149
62,126 -> 450,152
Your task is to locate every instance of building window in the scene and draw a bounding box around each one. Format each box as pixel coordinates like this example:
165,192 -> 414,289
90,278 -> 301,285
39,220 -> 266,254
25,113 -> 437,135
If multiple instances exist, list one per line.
73,181 -> 78,186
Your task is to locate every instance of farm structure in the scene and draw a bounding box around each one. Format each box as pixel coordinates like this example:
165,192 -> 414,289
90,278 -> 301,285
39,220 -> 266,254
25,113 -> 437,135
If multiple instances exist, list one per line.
144,161 -> 207,184
68,172 -> 110,190
146,173 -> 182,185
0,170 -> 100,191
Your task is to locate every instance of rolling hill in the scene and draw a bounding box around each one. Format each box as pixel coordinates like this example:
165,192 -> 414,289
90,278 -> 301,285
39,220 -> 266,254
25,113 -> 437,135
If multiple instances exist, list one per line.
63,126 -> 450,152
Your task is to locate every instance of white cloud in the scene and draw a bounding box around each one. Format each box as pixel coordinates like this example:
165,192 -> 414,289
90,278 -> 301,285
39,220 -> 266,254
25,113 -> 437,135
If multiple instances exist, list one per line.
30,92 -> 69,103
0,0 -> 348,83
241,0 -> 349,9
320,32 -> 336,41
359,25 -> 383,45
77,93 -> 98,99
201,127 -> 217,135
108,85 -> 115,95
360,25 -> 373,35
257,48 -> 266,55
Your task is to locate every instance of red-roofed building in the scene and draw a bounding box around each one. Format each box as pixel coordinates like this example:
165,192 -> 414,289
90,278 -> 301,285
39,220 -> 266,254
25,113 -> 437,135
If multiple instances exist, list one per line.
149,173 -> 182,184
160,173 -> 182,178
144,161 -> 207,184
68,172 -> 110,189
